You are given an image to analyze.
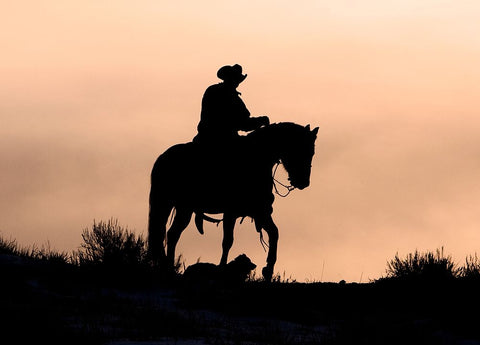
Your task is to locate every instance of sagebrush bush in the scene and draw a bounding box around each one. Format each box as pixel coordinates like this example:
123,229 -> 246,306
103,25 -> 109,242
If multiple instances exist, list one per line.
385,247 -> 460,281
74,219 -> 148,267
460,254 -> 480,280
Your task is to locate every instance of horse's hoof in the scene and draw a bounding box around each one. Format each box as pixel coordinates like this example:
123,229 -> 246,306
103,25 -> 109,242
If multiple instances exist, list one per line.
262,266 -> 273,282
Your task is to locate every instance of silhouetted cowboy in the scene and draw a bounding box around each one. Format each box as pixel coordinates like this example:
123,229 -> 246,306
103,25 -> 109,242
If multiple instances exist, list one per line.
193,64 -> 269,145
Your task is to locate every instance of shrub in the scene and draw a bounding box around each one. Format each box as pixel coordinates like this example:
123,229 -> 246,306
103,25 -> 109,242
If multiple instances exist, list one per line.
0,236 -> 19,256
74,219 -> 147,267
30,242 -> 71,264
0,235 -> 69,264
384,247 -> 460,281
460,253 -> 480,280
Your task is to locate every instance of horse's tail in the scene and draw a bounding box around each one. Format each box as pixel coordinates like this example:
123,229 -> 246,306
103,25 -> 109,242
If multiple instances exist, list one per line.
147,154 -> 174,266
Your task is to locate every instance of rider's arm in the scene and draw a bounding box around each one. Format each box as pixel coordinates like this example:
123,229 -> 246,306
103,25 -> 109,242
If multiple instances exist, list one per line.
234,95 -> 269,131
238,116 -> 270,131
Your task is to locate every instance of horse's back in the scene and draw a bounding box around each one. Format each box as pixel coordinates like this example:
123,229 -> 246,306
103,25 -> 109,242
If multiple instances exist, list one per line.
150,137 -> 273,214
152,142 -> 194,176
151,142 -> 226,208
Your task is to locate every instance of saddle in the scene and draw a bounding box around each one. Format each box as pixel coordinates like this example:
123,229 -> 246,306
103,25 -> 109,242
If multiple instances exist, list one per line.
189,135 -> 268,234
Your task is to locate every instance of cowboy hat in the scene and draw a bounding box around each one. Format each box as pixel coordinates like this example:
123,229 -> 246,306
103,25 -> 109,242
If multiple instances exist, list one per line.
217,64 -> 247,83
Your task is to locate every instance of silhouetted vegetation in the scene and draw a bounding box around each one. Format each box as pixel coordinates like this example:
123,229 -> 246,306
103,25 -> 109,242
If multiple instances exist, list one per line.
460,253 -> 480,280
379,247 -> 480,282
3,226 -> 480,282
2,227 -> 480,344
383,247 -> 460,281
0,235 -> 70,264
1,219 -> 185,270
73,218 -> 148,267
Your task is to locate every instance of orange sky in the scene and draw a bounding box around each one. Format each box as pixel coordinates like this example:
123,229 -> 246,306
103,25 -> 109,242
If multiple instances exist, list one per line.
1,1 -> 480,281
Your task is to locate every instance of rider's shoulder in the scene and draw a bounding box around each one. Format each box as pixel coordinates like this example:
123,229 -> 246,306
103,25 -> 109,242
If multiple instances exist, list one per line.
203,83 -> 231,99
205,83 -> 224,92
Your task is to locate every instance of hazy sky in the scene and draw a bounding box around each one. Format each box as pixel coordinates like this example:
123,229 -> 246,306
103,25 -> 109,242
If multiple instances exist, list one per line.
1,1 -> 479,281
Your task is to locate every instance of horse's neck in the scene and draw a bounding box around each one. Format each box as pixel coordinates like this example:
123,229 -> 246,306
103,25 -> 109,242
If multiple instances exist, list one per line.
246,126 -> 283,166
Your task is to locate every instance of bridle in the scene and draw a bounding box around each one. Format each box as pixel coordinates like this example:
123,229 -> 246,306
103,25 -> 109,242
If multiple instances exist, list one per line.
272,161 -> 295,197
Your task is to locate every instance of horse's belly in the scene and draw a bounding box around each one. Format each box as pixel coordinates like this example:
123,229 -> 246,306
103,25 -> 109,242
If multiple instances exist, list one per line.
180,186 -> 273,217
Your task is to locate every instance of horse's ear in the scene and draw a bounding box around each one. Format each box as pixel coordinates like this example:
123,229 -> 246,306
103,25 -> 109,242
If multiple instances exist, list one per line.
305,124 -> 311,131
312,127 -> 319,136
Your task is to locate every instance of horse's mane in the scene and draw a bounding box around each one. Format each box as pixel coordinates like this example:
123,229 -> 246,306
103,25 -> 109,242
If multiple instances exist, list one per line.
246,122 -> 304,142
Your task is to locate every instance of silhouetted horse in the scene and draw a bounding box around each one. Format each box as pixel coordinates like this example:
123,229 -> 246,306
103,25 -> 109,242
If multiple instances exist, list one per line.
148,122 -> 318,281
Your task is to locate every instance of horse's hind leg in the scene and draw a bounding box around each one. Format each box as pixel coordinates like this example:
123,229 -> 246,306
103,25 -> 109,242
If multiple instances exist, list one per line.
148,200 -> 172,267
220,214 -> 236,266
166,208 -> 192,269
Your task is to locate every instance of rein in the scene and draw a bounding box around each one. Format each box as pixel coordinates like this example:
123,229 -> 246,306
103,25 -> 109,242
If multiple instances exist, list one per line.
272,161 -> 295,197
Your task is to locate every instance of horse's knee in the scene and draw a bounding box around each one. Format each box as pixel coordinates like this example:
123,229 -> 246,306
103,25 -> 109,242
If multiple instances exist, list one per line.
222,232 -> 234,248
221,215 -> 235,258
263,220 -> 279,275
268,228 -> 278,241
220,234 -> 233,265
265,226 -> 278,249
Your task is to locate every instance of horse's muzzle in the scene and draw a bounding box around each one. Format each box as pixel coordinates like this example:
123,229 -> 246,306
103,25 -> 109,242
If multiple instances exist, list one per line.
291,178 -> 309,190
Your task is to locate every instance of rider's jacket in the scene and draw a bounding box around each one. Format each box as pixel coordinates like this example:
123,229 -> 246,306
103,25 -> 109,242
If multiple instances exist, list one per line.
194,83 -> 265,144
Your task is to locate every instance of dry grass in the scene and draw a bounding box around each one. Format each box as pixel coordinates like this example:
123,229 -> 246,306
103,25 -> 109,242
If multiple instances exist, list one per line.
383,247 -> 461,281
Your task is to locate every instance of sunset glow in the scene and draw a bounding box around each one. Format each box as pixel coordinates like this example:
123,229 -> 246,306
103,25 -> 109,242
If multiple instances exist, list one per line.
1,1 -> 480,281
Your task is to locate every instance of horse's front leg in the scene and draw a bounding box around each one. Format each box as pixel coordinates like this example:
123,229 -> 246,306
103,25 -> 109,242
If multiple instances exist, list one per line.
257,215 -> 279,282
220,214 -> 236,266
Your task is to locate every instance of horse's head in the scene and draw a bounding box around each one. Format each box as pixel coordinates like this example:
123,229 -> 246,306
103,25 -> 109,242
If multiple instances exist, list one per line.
280,124 -> 318,190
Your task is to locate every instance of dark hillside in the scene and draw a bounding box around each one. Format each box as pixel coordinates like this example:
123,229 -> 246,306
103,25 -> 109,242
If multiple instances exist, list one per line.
2,253 -> 480,345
